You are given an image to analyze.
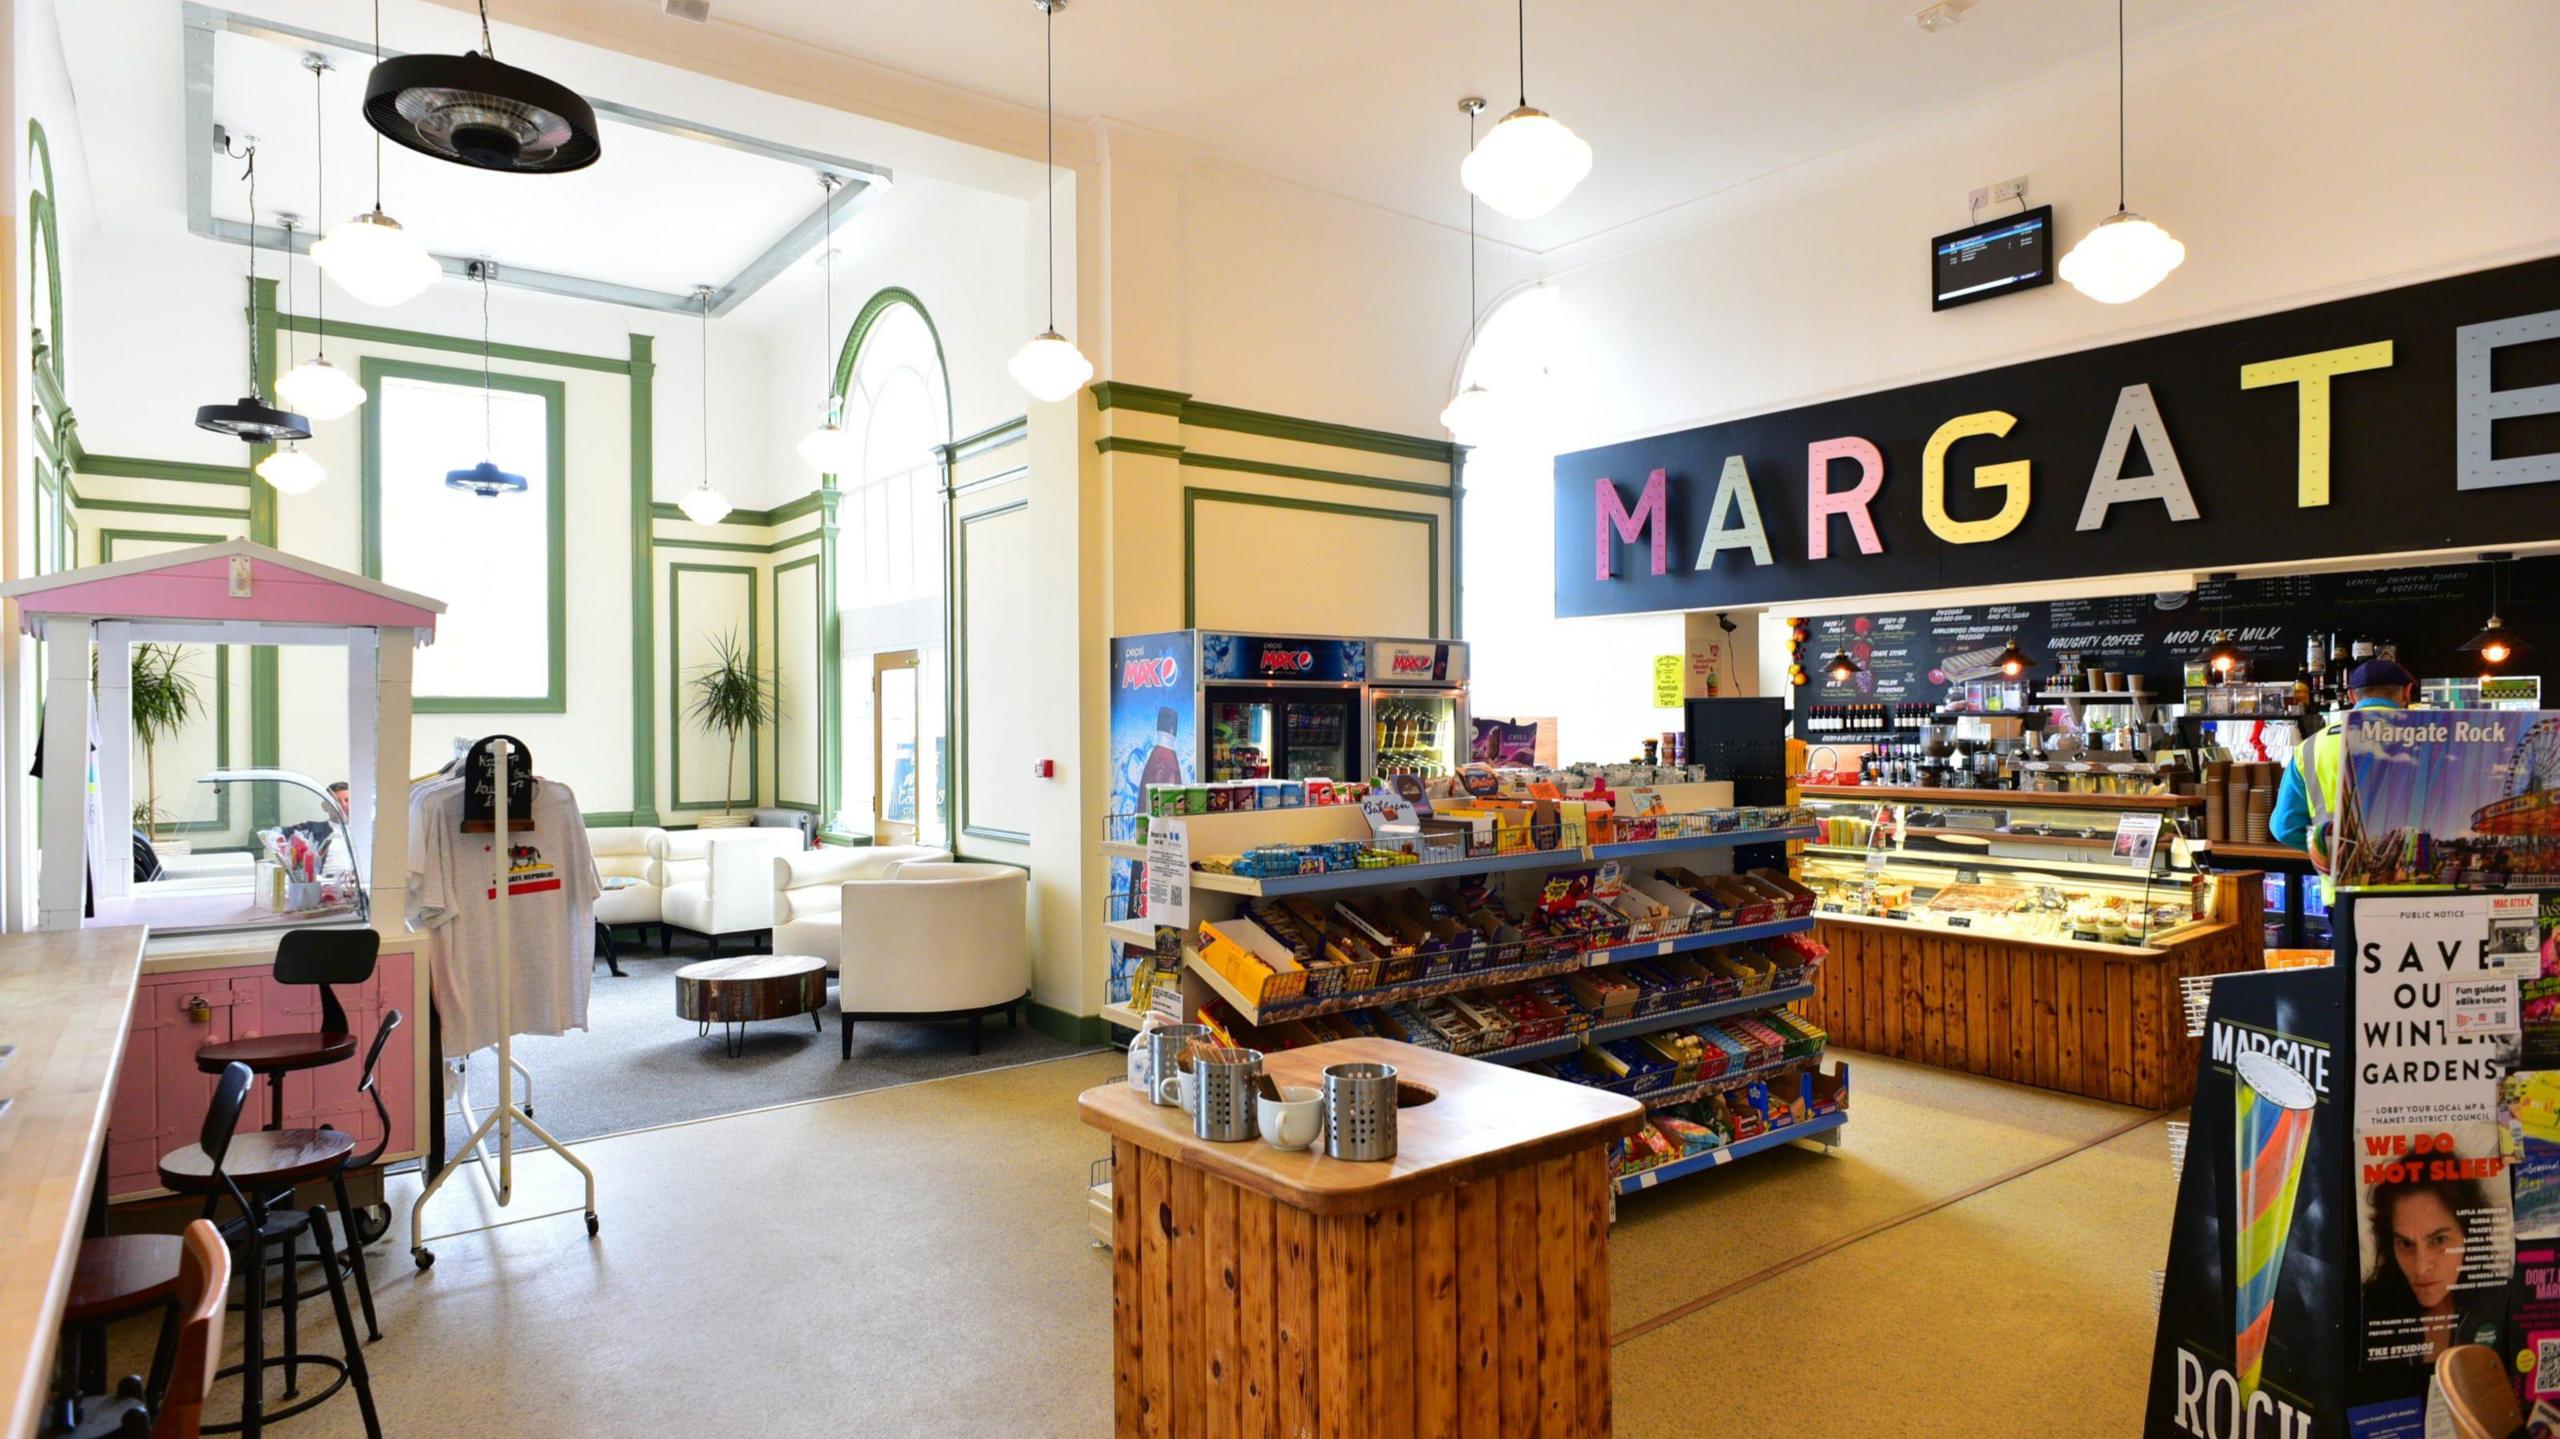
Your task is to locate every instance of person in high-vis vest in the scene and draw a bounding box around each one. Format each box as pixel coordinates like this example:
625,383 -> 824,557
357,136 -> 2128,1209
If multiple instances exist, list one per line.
2271,658 -> 2418,896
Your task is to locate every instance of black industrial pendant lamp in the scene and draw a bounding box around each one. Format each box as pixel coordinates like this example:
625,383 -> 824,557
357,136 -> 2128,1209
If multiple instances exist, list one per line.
2460,551 -> 2525,668
446,261 -> 528,497
365,0 -> 600,174
1824,648 -> 1862,684
2196,572 -> 2245,678
1994,638 -> 2035,678
196,141 -> 312,444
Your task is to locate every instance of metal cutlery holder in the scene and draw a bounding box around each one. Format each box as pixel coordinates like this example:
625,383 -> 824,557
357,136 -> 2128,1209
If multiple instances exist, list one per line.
1145,1024 -> 1215,1106
1190,1048 -> 1264,1142
1323,1062 -> 1399,1161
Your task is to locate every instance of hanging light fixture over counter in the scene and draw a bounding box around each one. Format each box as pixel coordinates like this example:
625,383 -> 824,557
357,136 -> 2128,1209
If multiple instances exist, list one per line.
682,285 -> 734,524
197,141 -> 311,446
1460,0 -> 1591,221
276,58 -> 364,427
314,0 -> 440,307
1441,97 -> 1502,449
1008,0 -> 1094,404
796,174 -> 858,477
364,0 -> 600,174
447,261 -> 528,497
2060,0 -> 2185,303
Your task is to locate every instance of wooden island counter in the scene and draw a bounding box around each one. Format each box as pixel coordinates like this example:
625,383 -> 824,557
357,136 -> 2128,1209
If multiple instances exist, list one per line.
1079,1037 -> 1645,1439
1796,784 -> 2264,1108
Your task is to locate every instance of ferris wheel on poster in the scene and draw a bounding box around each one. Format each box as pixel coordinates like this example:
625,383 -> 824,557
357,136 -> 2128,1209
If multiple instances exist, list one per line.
2472,715 -> 2560,837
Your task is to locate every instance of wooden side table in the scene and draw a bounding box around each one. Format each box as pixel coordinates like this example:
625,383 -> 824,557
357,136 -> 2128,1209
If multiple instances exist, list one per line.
1078,1038 -> 1645,1439
674,955 -> 826,1057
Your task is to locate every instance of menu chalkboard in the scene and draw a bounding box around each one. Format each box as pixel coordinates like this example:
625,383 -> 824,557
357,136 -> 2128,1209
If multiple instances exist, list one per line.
1795,557 -> 2556,735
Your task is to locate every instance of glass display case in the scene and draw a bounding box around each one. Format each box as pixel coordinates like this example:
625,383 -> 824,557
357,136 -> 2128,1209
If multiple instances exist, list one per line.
1799,787 -> 2214,950
1369,690 -> 1462,780
122,769 -> 368,935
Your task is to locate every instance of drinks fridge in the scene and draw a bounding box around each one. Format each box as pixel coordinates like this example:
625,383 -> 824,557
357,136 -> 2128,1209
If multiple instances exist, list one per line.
1365,638 -> 1470,780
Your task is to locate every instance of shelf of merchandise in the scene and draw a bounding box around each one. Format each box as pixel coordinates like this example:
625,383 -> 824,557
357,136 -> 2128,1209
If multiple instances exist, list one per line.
1101,840 -> 1148,862
1468,982 -> 1818,1066
1185,826 -> 1816,897
1099,1001 -> 1149,1032
1803,784 -> 2195,812
1615,1108 -> 1849,1195
1634,1054 -> 1818,1111
1104,917 -> 1165,947
1185,916 -> 1817,1028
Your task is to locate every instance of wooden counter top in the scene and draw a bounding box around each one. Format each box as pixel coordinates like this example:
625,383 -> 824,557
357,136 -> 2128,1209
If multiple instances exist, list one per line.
1079,1037 -> 1643,1217
0,925 -> 149,1439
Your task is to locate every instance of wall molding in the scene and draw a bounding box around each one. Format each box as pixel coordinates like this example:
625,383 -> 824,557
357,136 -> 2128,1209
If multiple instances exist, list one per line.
940,416 -> 1027,464
1089,381 -> 1461,466
1181,487 -> 1442,637
953,497 -> 1031,846
771,551 -> 824,812
666,562 -> 764,814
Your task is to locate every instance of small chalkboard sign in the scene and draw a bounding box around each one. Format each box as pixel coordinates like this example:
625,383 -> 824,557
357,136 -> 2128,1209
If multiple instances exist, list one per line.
461,734 -> 538,834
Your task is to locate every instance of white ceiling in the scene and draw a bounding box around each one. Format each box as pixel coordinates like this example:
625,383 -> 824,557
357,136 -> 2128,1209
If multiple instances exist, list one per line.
203,29 -> 839,300
700,0 -> 2274,252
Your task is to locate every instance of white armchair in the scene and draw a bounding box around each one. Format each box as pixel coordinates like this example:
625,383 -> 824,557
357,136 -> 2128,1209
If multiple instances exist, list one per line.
591,826 -> 665,930
653,827 -> 807,957
771,845 -> 949,970
837,861 -> 1031,1057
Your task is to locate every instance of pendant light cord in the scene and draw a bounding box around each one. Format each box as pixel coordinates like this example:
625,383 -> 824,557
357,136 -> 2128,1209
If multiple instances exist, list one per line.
281,217 -> 297,374
1464,107 -> 1478,338
372,0 -> 383,212
244,145 -> 261,389
819,173 -> 836,419
1044,0 -> 1057,333
478,262 -> 494,458
1516,0 -> 1527,107
2116,0 -> 2127,214
311,59 -> 327,358
478,0 -> 497,59
700,288 -> 711,490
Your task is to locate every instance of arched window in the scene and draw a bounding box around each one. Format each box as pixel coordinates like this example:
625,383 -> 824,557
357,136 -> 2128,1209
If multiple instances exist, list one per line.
831,290 -> 952,844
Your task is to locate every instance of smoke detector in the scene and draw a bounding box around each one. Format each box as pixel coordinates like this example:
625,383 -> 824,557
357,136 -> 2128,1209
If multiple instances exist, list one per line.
1916,2 -> 1969,33
663,0 -> 710,20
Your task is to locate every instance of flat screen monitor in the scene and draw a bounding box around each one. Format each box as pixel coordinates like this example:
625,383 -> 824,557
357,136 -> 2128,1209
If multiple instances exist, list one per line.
1932,204 -> 2055,311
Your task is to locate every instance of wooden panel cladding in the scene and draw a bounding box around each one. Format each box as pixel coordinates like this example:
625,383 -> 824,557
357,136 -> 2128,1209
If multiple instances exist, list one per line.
1805,884 -> 2262,1108
1109,1140 -> 1614,1439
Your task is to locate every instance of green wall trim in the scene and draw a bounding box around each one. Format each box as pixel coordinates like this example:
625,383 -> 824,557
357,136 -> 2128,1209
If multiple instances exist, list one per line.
667,563 -> 763,813
359,355 -> 570,714
1092,436 -> 1184,460
768,489 -> 826,524
940,417 -> 1027,463
28,120 -> 64,388
652,537 -> 777,556
248,278 -> 281,832
277,310 -> 631,376
1180,450 -> 1452,499
71,493 -> 253,520
628,333 -> 659,827
1088,381 -> 1188,417
1182,487 -> 1441,637
73,454 -> 255,487
953,498 -> 1030,846
771,552 -> 823,812
651,500 -> 785,527
1027,1002 -> 1108,1047
835,287 -> 954,442
1179,399 -> 1459,466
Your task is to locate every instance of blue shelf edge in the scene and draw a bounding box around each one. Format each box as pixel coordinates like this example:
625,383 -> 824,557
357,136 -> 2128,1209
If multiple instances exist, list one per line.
1476,983 -> 1818,1067
1581,915 -> 1815,968
1196,826 -> 1815,897
1615,1109 -> 1849,1195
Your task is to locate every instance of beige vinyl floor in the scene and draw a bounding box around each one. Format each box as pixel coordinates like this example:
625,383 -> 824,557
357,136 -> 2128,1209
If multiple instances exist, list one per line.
106,1047 -> 2177,1437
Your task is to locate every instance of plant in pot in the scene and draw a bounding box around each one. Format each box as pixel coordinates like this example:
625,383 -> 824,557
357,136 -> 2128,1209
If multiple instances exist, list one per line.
683,630 -> 779,824
108,643 -> 203,847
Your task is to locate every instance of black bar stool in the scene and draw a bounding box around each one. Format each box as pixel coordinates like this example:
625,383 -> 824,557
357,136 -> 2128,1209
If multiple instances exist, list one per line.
228,1009 -> 404,1343
156,1062 -> 382,1439
196,929 -> 377,1132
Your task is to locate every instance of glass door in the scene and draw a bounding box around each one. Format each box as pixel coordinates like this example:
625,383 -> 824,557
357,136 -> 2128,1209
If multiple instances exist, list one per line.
1206,691 -> 1276,781
874,650 -> 921,846
1371,689 -> 1461,780
1280,696 -> 1354,781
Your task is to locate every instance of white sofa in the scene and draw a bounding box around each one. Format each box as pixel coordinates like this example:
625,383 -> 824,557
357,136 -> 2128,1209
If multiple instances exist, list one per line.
771,845 -> 948,970
653,826 -> 808,957
837,861 -> 1031,1057
591,826 -> 663,930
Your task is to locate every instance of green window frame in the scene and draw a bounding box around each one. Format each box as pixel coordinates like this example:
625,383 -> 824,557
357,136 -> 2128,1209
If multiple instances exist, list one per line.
359,355 -> 569,713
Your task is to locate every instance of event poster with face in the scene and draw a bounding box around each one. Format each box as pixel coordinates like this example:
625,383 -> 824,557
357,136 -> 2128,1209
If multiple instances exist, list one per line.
2338,709 -> 2560,891
2353,1119 -> 2512,1379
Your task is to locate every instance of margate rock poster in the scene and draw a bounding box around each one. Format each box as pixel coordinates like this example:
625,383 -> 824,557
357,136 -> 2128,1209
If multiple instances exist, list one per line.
2339,709 -> 2560,891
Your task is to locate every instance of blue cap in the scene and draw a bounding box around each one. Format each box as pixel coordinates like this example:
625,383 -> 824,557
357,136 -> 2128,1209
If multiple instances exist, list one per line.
2346,658 -> 2415,689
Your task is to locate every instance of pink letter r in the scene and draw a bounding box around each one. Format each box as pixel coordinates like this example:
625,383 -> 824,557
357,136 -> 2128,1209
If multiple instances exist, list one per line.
1805,437 -> 1884,560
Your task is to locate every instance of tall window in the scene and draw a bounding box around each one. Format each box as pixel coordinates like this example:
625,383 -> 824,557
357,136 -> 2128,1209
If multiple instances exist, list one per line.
367,364 -> 566,710
833,295 -> 951,842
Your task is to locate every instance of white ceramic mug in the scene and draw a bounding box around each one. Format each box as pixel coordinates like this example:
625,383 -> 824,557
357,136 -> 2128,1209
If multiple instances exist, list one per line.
1153,1068 -> 1195,1113
1257,1086 -> 1324,1151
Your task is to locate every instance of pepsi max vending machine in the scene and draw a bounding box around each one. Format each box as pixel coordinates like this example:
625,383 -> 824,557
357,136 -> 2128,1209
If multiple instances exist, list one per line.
1364,638 -> 1472,781
1197,632 -> 1373,785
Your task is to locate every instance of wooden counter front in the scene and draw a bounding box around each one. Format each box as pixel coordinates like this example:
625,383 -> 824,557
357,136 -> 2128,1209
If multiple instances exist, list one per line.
0,925 -> 149,1439
1804,877 -> 2263,1107
1079,1038 -> 1645,1439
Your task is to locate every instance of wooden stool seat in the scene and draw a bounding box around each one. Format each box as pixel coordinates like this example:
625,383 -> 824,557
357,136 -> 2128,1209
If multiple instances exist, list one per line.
195,1031 -> 358,1075
158,1128 -> 355,1194
65,1235 -> 186,1324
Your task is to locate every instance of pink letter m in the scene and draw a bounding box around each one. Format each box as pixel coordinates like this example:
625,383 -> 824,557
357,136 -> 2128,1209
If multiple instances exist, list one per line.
1595,469 -> 1669,580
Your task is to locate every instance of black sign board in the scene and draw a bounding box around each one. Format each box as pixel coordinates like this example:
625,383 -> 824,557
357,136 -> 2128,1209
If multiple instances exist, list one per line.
461,734 -> 537,833
1558,255 -> 2560,616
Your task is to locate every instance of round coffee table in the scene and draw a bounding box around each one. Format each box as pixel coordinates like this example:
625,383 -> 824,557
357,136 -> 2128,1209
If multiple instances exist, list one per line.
674,954 -> 827,1057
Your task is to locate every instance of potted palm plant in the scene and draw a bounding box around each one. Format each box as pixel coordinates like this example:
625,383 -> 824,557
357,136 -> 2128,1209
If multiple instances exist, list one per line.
683,630 -> 779,824
122,643 -> 203,847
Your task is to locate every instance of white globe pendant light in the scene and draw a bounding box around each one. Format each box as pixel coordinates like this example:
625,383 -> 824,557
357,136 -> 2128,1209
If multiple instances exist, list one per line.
798,173 -> 857,476
314,2 -> 439,308
1461,1 -> 1591,221
1012,0 -> 1092,404
2061,0 -> 2185,304
276,69 -> 366,425
277,354 -> 365,423
257,443 -> 327,496
681,285 -> 733,524
1443,100 -> 1505,449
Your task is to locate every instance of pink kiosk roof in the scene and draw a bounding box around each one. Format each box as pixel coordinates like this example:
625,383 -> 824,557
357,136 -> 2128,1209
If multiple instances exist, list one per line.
0,539 -> 443,634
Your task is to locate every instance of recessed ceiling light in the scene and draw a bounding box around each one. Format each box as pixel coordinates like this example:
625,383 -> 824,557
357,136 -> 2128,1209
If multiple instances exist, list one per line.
663,0 -> 711,21
1917,2 -> 1969,33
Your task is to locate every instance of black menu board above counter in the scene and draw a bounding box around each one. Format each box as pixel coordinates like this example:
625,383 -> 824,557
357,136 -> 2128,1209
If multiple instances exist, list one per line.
1791,556 -> 2557,737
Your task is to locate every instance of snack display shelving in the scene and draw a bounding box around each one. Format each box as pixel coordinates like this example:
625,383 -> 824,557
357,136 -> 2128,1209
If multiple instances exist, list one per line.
1616,1108 -> 1850,1195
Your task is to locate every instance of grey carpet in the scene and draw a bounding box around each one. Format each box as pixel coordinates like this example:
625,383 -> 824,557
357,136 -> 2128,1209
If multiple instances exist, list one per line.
436,938 -> 1093,1160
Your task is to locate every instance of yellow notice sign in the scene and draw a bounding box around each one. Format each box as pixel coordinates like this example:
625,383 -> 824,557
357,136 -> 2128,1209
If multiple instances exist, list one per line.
1652,655 -> 1683,709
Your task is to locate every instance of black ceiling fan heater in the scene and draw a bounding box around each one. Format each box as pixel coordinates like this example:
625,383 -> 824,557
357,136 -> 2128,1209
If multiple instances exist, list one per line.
363,0 -> 600,174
